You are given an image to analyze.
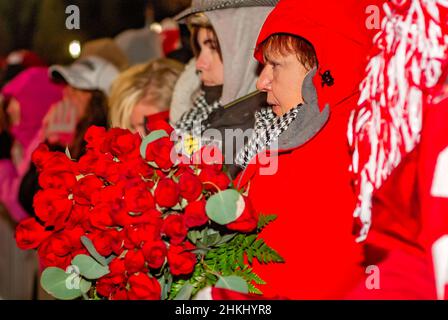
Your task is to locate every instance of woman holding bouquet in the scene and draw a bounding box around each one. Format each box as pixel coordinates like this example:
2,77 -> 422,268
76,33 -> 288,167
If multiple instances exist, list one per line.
233,0 -> 384,299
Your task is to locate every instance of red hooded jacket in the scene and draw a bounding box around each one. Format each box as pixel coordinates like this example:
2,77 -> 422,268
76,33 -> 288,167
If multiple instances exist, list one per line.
234,0 -> 385,299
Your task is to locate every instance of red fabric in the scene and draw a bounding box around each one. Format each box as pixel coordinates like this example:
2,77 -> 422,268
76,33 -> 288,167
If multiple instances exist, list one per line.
236,101 -> 364,299
161,30 -> 180,56
347,91 -> 448,299
232,0 -> 386,299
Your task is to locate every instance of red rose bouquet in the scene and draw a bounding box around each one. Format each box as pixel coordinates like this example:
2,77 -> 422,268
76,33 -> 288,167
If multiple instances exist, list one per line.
16,125 -> 283,300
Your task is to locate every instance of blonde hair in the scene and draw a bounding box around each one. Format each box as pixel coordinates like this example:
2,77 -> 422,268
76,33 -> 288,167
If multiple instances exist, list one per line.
109,58 -> 184,130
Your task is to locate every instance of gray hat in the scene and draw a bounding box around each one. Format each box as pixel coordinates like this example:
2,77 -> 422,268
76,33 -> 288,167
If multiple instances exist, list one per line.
175,0 -> 278,22
49,55 -> 119,96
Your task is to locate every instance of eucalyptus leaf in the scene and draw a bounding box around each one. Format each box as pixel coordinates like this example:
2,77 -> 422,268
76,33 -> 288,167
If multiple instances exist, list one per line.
140,129 -> 169,159
215,275 -> 248,294
206,190 -> 245,225
40,267 -> 82,300
72,254 -> 110,280
80,236 -> 108,266
158,275 -> 167,300
204,233 -> 220,246
187,230 -> 201,244
174,283 -> 194,300
79,278 -> 92,294
216,233 -> 237,246
191,248 -> 210,255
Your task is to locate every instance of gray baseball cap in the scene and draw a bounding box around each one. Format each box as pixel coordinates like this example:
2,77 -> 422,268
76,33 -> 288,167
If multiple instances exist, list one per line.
49,55 -> 119,96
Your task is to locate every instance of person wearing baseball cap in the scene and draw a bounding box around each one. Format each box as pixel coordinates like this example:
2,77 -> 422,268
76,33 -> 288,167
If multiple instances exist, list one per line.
48,55 -> 119,159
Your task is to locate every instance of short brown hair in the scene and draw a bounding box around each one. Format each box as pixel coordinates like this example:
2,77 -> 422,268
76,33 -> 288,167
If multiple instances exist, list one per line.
187,13 -> 222,61
261,34 -> 318,71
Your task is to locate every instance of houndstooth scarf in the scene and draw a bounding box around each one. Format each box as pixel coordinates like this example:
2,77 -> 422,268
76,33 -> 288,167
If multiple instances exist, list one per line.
235,104 -> 302,169
175,92 -> 221,137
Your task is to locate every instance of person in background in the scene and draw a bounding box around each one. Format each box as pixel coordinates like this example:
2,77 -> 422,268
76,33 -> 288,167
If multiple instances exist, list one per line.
80,38 -> 129,71
48,55 -> 118,159
172,0 -> 276,177
17,56 -> 118,217
1,67 -> 63,183
115,1 -> 163,66
0,91 -> 38,301
0,50 -> 46,89
42,37 -> 129,147
109,58 -> 184,136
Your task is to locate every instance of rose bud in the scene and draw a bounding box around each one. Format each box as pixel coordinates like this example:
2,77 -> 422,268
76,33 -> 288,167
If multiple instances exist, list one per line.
142,240 -> 167,269
154,178 -> 180,208
162,214 -> 187,245
167,242 -> 197,276
178,172 -> 202,202
124,249 -> 146,274
15,217 -> 51,250
184,200 -> 208,228
127,273 -> 161,300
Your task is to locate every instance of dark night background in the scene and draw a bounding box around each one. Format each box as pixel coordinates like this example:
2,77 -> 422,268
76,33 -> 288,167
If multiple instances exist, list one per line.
0,0 -> 191,64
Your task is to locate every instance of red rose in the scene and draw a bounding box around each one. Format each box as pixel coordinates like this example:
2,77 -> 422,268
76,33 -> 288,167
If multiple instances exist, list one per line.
110,287 -> 129,300
124,184 -> 155,213
78,151 -> 114,178
113,207 -> 162,228
105,128 -> 141,159
110,230 -> 125,256
162,214 -> 187,245
38,151 -> 77,190
15,217 -> 51,250
142,240 -> 167,269
91,230 -> 114,257
178,172 -> 202,201
33,188 -> 73,230
38,234 -> 72,269
91,184 -> 124,209
145,137 -> 175,170
31,143 -> 52,170
38,228 -> 83,268
124,249 -> 146,274
184,200 -> 208,228
128,273 -> 161,300
198,168 -> 230,192
73,175 -> 104,206
167,242 -> 196,276
96,277 -> 115,298
84,125 -> 107,151
125,158 -> 154,179
226,197 -> 258,233
124,222 -> 162,248
192,145 -> 224,172
154,178 -> 180,208
39,169 -> 77,192
145,113 -> 173,135
96,258 -> 128,299
89,204 -> 114,230
77,151 -> 100,175
66,204 -> 91,231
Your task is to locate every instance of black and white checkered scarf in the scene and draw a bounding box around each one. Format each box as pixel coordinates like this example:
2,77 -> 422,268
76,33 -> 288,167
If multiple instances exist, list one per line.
175,92 -> 221,137
235,104 -> 302,169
